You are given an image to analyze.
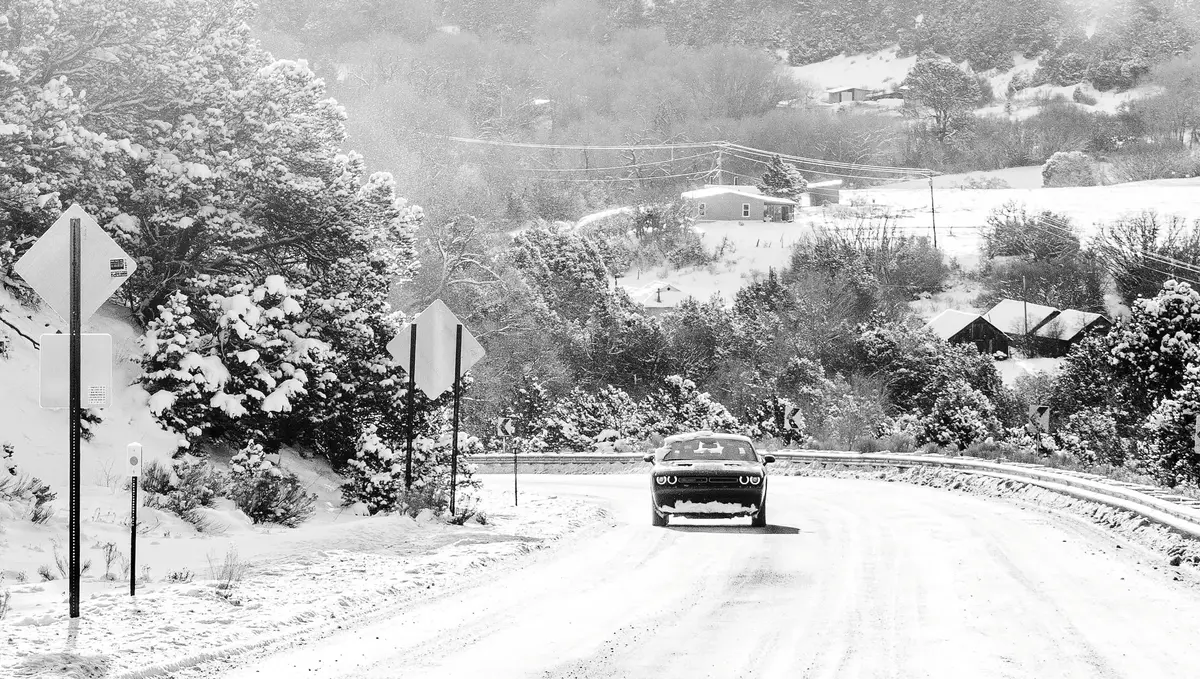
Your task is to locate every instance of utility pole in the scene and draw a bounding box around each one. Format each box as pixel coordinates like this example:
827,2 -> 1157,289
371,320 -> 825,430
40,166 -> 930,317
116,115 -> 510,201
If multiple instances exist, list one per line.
1023,276 -> 1029,337
929,174 -> 938,249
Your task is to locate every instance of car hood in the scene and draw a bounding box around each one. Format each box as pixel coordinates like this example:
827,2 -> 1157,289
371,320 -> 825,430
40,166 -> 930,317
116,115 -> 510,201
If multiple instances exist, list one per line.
652,460 -> 763,474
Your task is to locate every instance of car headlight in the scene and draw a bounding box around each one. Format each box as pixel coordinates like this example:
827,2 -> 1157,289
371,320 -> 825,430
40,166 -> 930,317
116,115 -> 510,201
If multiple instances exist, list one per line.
749,476 -> 761,485
739,476 -> 749,485
667,476 -> 677,485
655,476 -> 667,485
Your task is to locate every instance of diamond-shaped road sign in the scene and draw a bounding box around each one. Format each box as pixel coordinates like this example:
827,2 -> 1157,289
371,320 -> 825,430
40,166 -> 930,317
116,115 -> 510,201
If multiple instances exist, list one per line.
387,299 -> 485,399
496,417 -> 516,437
13,203 -> 137,325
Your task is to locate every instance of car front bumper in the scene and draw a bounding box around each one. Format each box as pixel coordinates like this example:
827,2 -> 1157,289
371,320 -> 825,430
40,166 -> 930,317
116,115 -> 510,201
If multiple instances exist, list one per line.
652,486 -> 766,517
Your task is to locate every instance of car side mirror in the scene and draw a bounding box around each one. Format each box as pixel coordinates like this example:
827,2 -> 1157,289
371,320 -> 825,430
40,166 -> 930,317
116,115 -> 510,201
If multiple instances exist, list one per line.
762,455 -> 775,464
642,454 -> 655,463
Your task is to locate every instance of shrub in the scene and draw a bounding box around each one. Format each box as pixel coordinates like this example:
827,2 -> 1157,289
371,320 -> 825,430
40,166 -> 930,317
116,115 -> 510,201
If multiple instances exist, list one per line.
1108,146 -> 1200,183
226,444 -> 315,527
155,458 -> 228,519
37,565 -> 55,581
207,547 -> 248,600
1072,86 -> 1098,106
1042,151 -> 1097,187
139,460 -> 174,496
958,176 -> 1012,190
0,586 -> 9,620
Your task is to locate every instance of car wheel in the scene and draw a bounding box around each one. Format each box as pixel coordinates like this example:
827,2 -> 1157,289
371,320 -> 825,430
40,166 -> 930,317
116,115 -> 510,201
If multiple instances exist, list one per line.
651,502 -> 667,527
751,502 -> 767,528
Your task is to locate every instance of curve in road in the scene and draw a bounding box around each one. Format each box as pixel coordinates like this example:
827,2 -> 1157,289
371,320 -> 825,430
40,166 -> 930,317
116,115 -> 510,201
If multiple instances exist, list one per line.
218,474 -> 1200,679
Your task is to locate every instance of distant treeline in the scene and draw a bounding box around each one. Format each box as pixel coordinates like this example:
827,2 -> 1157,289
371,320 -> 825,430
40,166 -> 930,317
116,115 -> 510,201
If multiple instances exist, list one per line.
259,0 -> 1200,91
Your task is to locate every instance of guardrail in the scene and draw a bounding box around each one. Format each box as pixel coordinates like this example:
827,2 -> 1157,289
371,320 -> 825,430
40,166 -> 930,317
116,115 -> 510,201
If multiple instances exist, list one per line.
466,450 -> 1200,540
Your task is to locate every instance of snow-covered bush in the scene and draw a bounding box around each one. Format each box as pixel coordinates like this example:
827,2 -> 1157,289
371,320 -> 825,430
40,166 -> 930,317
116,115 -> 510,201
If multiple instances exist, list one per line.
139,276 -> 330,453
1055,407 -> 1128,466
642,375 -> 742,438
143,458 -> 228,523
0,469 -> 56,524
341,425 -> 482,516
541,385 -> 649,452
226,443 -> 315,527
744,395 -> 806,445
1042,151 -> 1098,187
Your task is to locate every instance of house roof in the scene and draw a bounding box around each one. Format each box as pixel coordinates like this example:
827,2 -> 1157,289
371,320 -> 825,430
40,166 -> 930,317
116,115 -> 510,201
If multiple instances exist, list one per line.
628,281 -> 689,308
925,309 -> 985,341
807,180 -> 843,188
983,299 -> 1060,335
681,186 -> 796,205
826,86 -> 870,93
1033,309 -> 1108,341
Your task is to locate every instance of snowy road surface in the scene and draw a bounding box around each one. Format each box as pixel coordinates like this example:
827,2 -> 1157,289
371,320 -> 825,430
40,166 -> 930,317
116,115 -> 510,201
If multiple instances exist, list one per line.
219,474 -> 1200,679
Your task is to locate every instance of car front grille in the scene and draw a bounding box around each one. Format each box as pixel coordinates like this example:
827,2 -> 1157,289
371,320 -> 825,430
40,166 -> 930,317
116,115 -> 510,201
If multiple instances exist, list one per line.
676,476 -> 746,488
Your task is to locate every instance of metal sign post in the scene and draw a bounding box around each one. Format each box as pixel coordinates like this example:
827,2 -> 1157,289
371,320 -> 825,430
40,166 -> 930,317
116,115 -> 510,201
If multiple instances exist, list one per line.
449,324 -> 463,516
68,216 -> 81,619
405,322 -> 417,490
127,443 -> 142,596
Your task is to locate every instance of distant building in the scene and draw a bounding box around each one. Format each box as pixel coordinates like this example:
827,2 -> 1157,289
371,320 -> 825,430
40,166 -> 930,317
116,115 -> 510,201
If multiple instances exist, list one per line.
806,179 -> 842,207
983,299 -> 1060,338
681,185 -> 797,222
826,86 -> 873,104
1031,309 -> 1112,357
925,309 -> 1010,356
628,281 -> 691,316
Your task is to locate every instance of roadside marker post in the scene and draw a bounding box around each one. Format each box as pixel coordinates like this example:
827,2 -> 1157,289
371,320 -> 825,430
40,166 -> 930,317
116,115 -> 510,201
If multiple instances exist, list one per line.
496,417 -> 516,505
126,442 -> 142,596
14,204 -> 136,619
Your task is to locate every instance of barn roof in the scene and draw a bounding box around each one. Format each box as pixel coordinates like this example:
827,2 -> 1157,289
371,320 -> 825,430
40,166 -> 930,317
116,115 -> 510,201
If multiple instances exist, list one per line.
1033,309 -> 1108,341
681,186 -> 796,205
925,309 -> 984,340
825,86 -> 871,93
983,299 -> 1060,335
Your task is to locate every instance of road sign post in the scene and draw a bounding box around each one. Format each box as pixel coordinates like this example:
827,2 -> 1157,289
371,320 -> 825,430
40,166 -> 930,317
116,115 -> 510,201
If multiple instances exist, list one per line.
69,216 -> 81,619
449,325 -> 463,516
126,442 -> 142,597
13,204 -> 136,619
1028,405 -> 1050,456
405,322 -> 417,491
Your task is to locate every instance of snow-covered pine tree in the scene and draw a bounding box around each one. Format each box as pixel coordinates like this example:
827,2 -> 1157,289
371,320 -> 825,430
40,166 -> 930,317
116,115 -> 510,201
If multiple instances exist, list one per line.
756,155 -> 808,201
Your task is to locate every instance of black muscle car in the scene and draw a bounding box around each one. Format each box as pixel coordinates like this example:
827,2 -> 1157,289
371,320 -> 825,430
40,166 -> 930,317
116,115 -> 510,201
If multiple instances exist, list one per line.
643,431 -> 774,527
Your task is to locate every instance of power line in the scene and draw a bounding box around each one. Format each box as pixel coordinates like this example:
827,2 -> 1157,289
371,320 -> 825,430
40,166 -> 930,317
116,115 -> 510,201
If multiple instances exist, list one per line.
524,150 -> 720,173
526,169 -> 714,183
724,149 -> 924,183
721,142 -> 934,177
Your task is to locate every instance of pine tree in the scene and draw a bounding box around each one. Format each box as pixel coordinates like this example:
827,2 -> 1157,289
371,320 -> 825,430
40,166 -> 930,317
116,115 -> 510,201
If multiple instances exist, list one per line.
756,155 -> 808,201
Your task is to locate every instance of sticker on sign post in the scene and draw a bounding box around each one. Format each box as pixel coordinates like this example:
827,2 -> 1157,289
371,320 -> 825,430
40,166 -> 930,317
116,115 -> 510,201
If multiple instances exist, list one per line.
39,333 -> 113,409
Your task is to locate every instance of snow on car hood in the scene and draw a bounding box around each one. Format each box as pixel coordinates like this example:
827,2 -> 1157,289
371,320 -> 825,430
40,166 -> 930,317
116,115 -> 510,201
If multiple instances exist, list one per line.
654,460 -> 761,473
661,501 -> 759,514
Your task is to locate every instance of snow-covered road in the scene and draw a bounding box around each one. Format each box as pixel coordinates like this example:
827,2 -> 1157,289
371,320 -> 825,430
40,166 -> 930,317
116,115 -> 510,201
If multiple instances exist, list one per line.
217,474 -> 1200,679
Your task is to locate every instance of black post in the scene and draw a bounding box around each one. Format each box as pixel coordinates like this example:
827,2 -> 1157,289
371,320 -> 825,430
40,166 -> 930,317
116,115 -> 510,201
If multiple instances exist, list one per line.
405,322 -> 417,490
511,435 -> 517,507
130,477 -> 137,596
449,324 -> 463,516
69,216 -> 81,619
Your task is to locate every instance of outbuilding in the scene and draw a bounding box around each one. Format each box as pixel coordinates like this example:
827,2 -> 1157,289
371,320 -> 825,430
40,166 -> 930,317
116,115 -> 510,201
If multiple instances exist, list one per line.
682,185 -> 797,222
826,86 -> 873,104
983,299 -> 1060,338
1031,309 -> 1112,357
925,309 -> 1010,356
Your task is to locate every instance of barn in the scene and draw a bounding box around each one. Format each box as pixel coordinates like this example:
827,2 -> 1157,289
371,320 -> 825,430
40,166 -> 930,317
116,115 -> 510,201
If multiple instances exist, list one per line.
1031,309 -> 1112,357
925,309 -> 1010,356
983,299 -> 1060,338
826,86 -> 873,104
681,185 -> 797,222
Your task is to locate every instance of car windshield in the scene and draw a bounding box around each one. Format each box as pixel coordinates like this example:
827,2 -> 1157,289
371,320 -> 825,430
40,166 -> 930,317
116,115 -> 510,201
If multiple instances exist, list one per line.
661,437 -> 757,462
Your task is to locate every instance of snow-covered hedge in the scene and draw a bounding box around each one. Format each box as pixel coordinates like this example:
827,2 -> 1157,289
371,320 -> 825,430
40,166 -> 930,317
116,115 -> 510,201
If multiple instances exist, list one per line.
1042,151 -> 1098,187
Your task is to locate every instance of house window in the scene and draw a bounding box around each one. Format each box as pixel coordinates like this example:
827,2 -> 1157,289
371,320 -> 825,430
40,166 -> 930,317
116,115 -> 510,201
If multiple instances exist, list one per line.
698,202 -> 706,217
742,203 -> 750,218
